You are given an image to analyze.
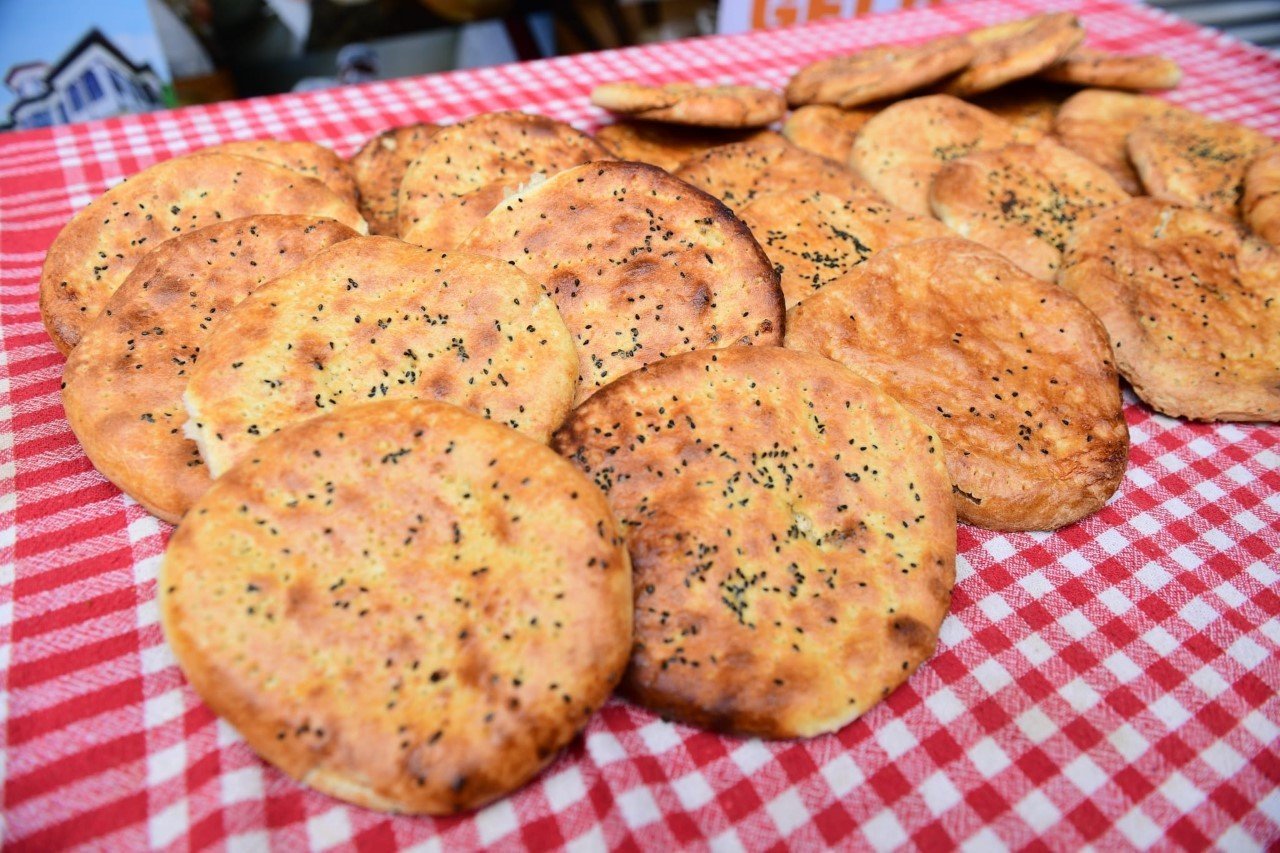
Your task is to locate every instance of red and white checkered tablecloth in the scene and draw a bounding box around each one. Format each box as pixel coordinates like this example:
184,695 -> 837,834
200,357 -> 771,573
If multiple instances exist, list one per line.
1,0 -> 1278,848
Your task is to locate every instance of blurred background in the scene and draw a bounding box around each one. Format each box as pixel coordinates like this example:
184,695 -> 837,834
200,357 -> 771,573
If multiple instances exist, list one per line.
2,0 -> 1278,131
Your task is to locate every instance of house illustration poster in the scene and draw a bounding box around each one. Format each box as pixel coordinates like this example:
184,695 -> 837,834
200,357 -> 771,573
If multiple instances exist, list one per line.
1,2 -> 171,131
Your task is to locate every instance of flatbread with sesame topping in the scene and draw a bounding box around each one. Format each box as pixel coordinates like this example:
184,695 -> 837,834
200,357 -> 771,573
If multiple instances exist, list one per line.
161,399 -> 632,814
552,346 -> 955,738
203,139 -> 360,207
785,36 -> 975,108
591,82 -> 785,128
1060,199 -> 1280,421
1039,48 -> 1181,90
787,237 -> 1128,530
62,215 -> 358,523
849,95 -> 1029,215
941,12 -> 1084,96
676,133 -> 879,211
397,112 -> 608,250
781,104 -> 877,164
1244,148 -> 1280,245
594,121 -> 773,172
1052,89 -> 1189,195
739,189 -> 951,308
39,153 -> 367,355
461,161 -> 783,404
930,137 -> 1130,281
348,123 -> 441,236
1128,110 -> 1277,218
183,238 -> 578,476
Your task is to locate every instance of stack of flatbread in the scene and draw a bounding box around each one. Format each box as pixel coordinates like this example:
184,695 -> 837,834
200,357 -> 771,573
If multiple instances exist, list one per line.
41,9 -> 1277,817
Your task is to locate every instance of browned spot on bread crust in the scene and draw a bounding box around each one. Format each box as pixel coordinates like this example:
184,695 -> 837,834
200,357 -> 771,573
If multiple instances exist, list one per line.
348,124 -> 441,235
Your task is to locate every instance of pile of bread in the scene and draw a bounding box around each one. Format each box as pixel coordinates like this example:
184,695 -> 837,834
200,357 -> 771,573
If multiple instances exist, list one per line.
44,12 -> 1278,815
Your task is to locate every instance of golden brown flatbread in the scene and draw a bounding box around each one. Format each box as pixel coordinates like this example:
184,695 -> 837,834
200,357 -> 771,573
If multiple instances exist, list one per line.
161,399 -> 632,814
849,95 -> 1027,215
552,346 -> 955,738
781,104 -> 876,164
62,215 -> 358,523
183,238 -> 578,476
593,121 -> 773,172
942,12 -> 1084,96
1244,148 -> 1280,245
1052,89 -> 1188,194
1128,111 -> 1277,218
930,138 -> 1130,281
1060,198 -> 1280,421
39,153 -> 366,355
203,139 -> 359,207
1040,48 -> 1181,90
348,124 -> 440,236
739,189 -> 951,308
461,161 -> 783,404
591,82 -> 785,128
966,80 -> 1073,138
397,112 -> 607,250
676,133 -> 878,211
787,237 -> 1128,530
785,36 -> 975,108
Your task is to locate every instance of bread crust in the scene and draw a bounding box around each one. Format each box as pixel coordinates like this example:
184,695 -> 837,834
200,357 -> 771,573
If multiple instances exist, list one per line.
39,153 -> 366,354
781,105 -> 876,163
348,124 -> 440,235
183,238 -> 578,475
204,139 -> 359,207
1059,198 -> 1280,421
594,122 -> 774,172
942,12 -> 1084,96
591,82 -> 785,128
785,36 -> 975,108
966,80 -> 1072,138
161,400 -> 632,814
552,347 -> 955,738
1052,89 -> 1186,194
1244,148 -> 1280,245
1040,48 -> 1181,90
786,237 -> 1128,530
462,161 -> 783,403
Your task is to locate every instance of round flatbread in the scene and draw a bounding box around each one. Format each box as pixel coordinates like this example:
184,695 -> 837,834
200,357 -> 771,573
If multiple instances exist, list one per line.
781,104 -> 876,164
1040,48 -> 1181,90
1060,199 -> 1280,421
1052,89 -> 1188,195
552,347 -> 955,739
203,139 -> 359,206
348,124 -> 441,236
676,133 -> 878,211
967,80 -> 1072,138
942,12 -> 1084,96
594,121 -> 772,172
787,237 -> 1128,530
183,238 -> 578,476
739,189 -> 951,308
461,161 -> 783,403
591,82 -> 785,128
930,138 -> 1130,281
1128,110 -> 1277,218
161,399 -> 632,814
61,215 -> 358,523
1244,148 -> 1280,245
850,95 -> 1027,215
397,112 -> 608,250
39,154 -> 366,355
785,36 -> 975,108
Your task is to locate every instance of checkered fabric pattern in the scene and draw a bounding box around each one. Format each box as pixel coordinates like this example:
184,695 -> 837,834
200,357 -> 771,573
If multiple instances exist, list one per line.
2,0 -> 1278,848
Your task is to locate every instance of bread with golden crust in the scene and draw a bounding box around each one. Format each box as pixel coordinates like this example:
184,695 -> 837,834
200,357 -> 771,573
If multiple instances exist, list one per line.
787,237 -> 1128,530
967,80 -> 1072,138
552,347 -> 955,739
781,104 -> 876,163
202,139 -> 359,206
39,153 -> 366,354
849,95 -> 1027,215
1052,89 -> 1189,195
61,215 -> 357,523
183,238 -> 578,475
397,111 -> 607,250
739,188 -> 951,308
594,122 -> 773,172
1244,148 -> 1280,245
461,161 -> 783,403
1039,48 -> 1181,90
1060,198 -> 1280,421
941,12 -> 1084,96
785,36 -> 974,108
931,137 -> 1130,281
161,399 -> 632,814
591,82 -> 785,128
348,124 -> 440,235
676,133 -> 878,211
